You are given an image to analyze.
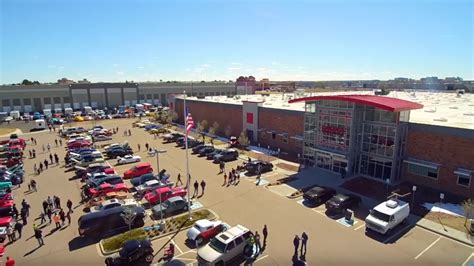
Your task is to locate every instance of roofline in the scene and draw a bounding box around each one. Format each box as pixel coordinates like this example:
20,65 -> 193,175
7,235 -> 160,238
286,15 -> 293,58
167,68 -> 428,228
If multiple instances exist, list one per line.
288,95 -> 424,112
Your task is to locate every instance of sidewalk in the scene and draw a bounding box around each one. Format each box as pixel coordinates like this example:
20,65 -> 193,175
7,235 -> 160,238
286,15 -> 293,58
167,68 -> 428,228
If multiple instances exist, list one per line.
416,216 -> 474,246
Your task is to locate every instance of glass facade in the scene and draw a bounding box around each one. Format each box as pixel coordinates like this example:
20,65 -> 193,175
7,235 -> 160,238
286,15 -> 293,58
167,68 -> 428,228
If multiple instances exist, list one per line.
303,99 -> 407,182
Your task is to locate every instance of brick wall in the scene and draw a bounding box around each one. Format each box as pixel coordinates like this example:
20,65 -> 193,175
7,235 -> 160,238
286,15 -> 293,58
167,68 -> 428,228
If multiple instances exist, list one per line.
174,99 -> 243,137
403,126 -> 474,198
258,108 -> 304,158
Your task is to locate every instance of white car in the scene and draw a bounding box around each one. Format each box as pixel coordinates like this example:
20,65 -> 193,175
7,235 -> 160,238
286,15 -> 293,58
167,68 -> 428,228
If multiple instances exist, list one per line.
90,198 -> 139,213
135,180 -> 163,194
2,116 -> 13,122
117,155 -> 142,165
93,135 -> 113,142
187,219 -> 228,245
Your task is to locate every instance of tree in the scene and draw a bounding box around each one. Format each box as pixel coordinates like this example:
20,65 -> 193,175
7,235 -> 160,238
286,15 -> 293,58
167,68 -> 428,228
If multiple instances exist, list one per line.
167,110 -> 178,125
224,125 -> 232,138
120,206 -> 137,231
197,120 -> 208,142
208,121 -> 219,136
238,130 -> 250,147
462,199 -> 474,227
22,79 -> 33,85
33,80 -> 40,85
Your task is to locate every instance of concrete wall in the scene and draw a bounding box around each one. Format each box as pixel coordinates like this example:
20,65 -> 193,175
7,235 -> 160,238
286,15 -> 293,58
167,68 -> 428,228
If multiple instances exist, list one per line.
403,123 -> 474,198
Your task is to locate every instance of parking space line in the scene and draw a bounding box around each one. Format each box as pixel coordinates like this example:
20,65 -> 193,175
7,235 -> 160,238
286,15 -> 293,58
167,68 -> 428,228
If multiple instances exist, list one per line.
354,223 -> 365,230
414,236 -> 441,260
416,226 -> 473,249
383,223 -> 413,244
169,236 -> 184,255
462,253 -> 474,266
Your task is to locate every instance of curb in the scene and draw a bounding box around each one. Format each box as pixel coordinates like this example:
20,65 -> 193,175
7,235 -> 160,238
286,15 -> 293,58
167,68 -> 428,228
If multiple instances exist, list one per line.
415,218 -> 474,247
98,208 -> 219,256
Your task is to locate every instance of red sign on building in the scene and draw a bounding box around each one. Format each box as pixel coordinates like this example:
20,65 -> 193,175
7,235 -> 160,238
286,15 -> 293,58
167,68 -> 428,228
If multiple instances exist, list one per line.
321,125 -> 345,136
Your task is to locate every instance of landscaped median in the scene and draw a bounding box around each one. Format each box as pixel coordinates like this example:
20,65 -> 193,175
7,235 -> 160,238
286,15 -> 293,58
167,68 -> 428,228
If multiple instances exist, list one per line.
99,208 -> 217,255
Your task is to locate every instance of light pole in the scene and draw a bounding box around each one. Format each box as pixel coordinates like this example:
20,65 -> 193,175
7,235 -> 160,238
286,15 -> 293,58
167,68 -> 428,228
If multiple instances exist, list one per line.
385,179 -> 390,198
154,148 -> 167,225
412,185 -> 417,204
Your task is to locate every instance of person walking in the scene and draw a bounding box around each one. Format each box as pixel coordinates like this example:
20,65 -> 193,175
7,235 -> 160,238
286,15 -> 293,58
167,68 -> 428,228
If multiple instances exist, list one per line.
39,162 -> 43,172
44,159 -> 49,169
20,210 -> 27,225
255,231 -> 262,254
53,213 -> 61,229
137,144 -> 141,152
47,196 -> 53,209
54,154 -> 59,165
14,222 -> 23,238
46,207 -> 52,224
55,139 -> 58,147
293,235 -> 300,256
59,209 -> 66,225
42,200 -> 48,214
49,154 -> 53,164
219,161 -> 225,174
67,199 -> 73,213
47,143 -> 51,152
301,232 -> 308,256
21,199 -> 30,217
59,139 -> 62,146
193,180 -> 199,198
29,150 -> 32,158
39,212 -> 46,224
34,164 -> 37,175
256,165 -> 262,186
128,129 -> 131,136
34,228 -> 44,246
7,226 -> 15,242
32,149 -> 36,158
176,174 -> 183,186
12,204 -> 18,220
145,143 -> 149,151
200,180 -> 206,196
5,256 -> 15,266
66,210 -> 71,225
42,144 -> 45,153
54,196 -> 61,209
223,173 -> 227,186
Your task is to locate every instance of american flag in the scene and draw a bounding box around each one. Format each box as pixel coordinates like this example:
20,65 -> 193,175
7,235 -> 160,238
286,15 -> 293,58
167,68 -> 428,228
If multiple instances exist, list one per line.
186,110 -> 194,134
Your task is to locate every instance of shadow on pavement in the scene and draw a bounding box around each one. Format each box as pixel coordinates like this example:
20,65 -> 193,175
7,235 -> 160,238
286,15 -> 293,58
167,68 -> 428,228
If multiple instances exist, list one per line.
68,236 -> 99,251
24,245 -> 42,257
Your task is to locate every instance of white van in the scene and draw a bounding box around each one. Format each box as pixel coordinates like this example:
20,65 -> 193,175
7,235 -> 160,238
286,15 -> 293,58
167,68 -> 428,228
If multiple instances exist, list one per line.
64,107 -> 73,115
365,199 -> 410,235
43,109 -> 52,117
54,108 -> 63,114
9,111 -> 20,119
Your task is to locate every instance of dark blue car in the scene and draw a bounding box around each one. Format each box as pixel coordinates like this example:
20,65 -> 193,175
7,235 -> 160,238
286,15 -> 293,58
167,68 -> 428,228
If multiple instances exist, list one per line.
130,173 -> 158,187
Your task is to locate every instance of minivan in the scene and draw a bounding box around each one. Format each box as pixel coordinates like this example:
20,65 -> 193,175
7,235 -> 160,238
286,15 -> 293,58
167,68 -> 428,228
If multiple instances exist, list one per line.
78,206 -> 145,238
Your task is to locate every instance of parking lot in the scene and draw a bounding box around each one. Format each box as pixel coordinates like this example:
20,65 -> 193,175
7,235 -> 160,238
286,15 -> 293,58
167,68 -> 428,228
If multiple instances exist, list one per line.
1,118 -> 473,266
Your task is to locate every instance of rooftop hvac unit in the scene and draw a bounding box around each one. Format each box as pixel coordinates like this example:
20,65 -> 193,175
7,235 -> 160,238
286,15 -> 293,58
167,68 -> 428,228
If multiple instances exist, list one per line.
463,112 -> 474,116
386,200 -> 399,208
433,117 -> 448,122
424,108 -> 437,113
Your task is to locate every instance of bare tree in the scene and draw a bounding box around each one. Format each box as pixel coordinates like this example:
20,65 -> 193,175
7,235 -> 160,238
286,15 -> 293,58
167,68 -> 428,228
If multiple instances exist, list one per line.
462,199 -> 474,227
166,110 -> 178,126
198,120 -> 208,142
120,206 -> 137,231
238,130 -> 250,147
208,121 -> 219,136
224,125 -> 232,138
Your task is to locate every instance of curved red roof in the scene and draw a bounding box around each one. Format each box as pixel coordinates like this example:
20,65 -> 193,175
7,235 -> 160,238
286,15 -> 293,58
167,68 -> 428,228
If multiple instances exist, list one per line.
288,95 -> 423,112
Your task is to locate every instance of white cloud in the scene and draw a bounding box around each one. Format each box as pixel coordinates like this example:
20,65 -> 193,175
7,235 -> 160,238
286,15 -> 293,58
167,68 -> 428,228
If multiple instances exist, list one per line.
201,64 -> 210,67
227,67 -> 241,71
137,66 -> 144,69
231,62 -> 241,65
116,71 -> 124,75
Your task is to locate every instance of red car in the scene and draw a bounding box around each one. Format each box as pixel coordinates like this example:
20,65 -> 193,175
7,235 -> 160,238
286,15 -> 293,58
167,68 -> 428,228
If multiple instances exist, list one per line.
123,163 -> 153,179
68,140 -> 92,150
144,186 -> 187,205
0,193 -> 13,206
88,183 -> 128,198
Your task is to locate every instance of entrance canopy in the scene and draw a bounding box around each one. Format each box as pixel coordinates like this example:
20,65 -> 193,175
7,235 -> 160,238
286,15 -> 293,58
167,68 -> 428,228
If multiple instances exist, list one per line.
289,95 -> 423,112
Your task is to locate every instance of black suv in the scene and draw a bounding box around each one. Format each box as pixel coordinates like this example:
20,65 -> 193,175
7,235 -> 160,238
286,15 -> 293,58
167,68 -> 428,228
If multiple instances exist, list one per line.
303,186 -> 336,205
213,149 -> 239,163
107,148 -> 133,159
163,133 -> 184,143
105,239 -> 154,265
325,193 -> 361,214
245,160 -> 273,175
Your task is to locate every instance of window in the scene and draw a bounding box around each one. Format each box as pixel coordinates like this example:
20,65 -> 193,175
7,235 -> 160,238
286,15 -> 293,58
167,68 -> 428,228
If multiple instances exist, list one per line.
282,134 -> 288,143
246,112 -> 254,124
226,241 -> 236,251
407,163 -> 438,179
12,99 -> 21,105
63,97 -> 71,103
53,97 -> 61,103
44,97 -> 51,104
457,174 -> 471,187
234,236 -> 244,246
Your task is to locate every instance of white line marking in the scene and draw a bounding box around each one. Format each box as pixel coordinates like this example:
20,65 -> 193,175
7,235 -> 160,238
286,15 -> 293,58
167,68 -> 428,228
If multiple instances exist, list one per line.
414,236 -> 441,260
177,249 -> 197,256
354,223 -> 366,230
255,254 -> 269,262
383,223 -> 413,244
462,252 -> 474,266
416,226 -> 473,249
168,236 -> 184,254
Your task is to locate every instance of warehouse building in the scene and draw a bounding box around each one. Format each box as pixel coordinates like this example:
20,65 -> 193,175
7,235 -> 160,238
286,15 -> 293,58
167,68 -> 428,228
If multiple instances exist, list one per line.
171,91 -> 474,198
0,82 -> 237,112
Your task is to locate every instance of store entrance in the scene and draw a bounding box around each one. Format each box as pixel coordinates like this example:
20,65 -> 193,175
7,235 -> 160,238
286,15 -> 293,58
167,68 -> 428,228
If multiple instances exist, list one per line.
315,150 -> 348,176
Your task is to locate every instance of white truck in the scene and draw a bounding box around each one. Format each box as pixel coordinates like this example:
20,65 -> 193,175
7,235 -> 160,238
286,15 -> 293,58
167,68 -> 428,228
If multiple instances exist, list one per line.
365,199 -> 410,235
65,107 -> 73,115
43,109 -> 52,117
9,111 -> 20,120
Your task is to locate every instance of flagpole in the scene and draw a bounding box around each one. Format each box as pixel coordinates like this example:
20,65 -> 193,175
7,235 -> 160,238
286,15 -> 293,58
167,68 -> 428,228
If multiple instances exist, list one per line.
184,91 -> 192,220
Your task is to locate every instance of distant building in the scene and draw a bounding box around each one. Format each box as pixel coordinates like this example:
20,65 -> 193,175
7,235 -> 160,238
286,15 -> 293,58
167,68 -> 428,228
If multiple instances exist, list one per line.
236,76 -> 257,94
77,78 -> 91,84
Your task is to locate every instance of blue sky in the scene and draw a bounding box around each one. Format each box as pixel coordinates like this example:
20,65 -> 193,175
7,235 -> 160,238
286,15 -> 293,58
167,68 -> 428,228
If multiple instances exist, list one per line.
0,0 -> 472,84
